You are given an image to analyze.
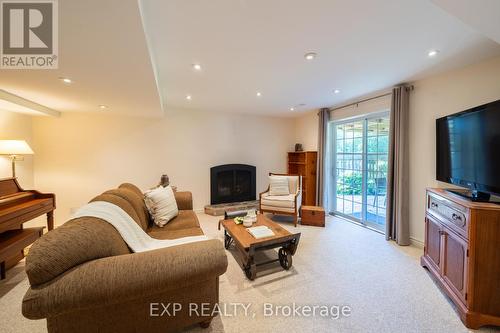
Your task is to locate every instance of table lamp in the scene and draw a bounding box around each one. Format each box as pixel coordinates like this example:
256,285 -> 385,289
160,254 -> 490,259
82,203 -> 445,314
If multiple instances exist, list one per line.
0,140 -> 34,178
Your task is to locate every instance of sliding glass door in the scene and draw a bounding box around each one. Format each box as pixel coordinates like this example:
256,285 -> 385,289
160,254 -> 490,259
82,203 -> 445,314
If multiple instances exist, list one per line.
331,113 -> 389,232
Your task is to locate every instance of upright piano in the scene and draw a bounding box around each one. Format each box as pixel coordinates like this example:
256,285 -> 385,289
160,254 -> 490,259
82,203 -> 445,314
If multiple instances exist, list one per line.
0,177 -> 55,279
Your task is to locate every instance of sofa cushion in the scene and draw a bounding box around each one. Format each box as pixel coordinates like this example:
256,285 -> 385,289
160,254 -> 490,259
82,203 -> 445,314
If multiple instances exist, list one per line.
25,217 -> 130,286
90,193 -> 143,229
261,193 -> 296,208
147,210 -> 200,233
26,192 -> 145,285
174,191 -> 193,210
144,186 -> 179,227
118,183 -> 143,198
103,188 -> 149,230
166,210 -> 200,230
149,227 -> 204,240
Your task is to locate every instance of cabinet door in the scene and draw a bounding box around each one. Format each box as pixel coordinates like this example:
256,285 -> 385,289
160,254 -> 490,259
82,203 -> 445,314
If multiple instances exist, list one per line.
442,226 -> 468,303
424,215 -> 442,270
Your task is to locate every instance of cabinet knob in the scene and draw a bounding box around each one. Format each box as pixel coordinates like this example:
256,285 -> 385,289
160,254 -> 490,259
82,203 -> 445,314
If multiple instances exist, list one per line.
431,202 -> 438,208
452,213 -> 462,221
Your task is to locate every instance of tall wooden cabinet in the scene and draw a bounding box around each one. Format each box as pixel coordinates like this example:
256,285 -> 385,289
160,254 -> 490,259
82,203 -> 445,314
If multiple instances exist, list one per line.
421,188 -> 500,329
287,151 -> 317,206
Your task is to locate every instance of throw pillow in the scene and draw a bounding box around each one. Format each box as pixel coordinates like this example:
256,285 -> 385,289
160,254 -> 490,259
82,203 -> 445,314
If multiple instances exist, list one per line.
269,176 -> 290,196
144,185 -> 179,227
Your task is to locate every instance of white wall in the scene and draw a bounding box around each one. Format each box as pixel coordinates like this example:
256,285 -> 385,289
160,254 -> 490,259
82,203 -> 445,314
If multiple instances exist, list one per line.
294,111 -> 318,151
409,56 -> 500,243
32,110 -> 295,224
293,55 -> 500,244
0,110 -> 34,187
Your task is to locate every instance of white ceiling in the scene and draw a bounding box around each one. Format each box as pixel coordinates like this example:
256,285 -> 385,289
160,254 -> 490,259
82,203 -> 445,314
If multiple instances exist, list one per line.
140,0 -> 500,116
0,0 -> 162,117
431,0 -> 500,44
0,98 -> 44,116
1,0 -> 499,118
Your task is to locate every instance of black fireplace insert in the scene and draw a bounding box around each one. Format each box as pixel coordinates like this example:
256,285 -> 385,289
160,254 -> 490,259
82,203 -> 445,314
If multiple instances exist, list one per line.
210,164 -> 256,205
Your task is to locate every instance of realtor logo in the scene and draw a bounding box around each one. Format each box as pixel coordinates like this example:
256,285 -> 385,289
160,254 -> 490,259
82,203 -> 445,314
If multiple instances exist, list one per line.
1,0 -> 58,69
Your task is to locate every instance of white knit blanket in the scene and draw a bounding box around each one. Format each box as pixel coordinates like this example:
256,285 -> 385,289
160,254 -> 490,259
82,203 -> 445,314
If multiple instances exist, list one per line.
72,201 -> 208,253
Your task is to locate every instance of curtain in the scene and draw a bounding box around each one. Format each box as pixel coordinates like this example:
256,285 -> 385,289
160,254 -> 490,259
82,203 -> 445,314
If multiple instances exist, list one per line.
316,108 -> 330,206
386,86 -> 410,245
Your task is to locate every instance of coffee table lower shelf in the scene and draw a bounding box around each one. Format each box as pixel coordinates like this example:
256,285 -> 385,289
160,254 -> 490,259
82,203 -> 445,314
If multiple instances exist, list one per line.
224,230 -> 300,280
221,213 -> 301,281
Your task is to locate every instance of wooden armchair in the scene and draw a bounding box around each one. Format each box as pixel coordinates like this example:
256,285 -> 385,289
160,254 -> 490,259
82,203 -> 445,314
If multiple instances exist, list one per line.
259,173 -> 302,227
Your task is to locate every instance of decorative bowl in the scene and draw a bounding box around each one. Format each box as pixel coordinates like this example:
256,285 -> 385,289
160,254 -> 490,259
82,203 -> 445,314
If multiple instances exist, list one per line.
243,216 -> 254,227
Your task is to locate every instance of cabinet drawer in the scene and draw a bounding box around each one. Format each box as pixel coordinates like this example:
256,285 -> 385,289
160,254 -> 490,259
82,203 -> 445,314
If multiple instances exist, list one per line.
427,192 -> 469,239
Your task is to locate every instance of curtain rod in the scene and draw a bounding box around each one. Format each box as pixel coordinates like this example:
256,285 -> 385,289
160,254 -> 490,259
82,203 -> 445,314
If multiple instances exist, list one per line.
328,92 -> 391,112
323,85 -> 414,113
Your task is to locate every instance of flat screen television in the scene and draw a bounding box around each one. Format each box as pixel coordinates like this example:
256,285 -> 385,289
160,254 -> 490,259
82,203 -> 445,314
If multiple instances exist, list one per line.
436,99 -> 500,202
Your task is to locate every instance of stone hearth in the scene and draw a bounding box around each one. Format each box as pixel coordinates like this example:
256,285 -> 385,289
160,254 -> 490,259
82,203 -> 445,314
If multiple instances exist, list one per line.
204,200 -> 259,216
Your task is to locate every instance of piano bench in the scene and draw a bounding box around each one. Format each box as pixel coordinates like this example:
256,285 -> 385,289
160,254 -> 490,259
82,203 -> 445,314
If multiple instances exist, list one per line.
0,227 -> 44,280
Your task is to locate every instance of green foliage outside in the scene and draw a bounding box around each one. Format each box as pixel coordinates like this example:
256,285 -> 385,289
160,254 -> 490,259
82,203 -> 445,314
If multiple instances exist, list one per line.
337,172 -> 387,196
335,119 -> 389,196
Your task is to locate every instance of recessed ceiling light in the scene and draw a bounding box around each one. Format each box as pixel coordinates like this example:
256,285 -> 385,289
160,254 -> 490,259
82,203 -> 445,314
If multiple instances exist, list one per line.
256,92 -> 262,97
290,107 -> 295,111
428,49 -> 439,57
59,77 -> 72,84
192,63 -> 202,71
304,52 -> 317,60
186,95 -> 192,100
333,89 -> 340,94
98,105 -> 107,109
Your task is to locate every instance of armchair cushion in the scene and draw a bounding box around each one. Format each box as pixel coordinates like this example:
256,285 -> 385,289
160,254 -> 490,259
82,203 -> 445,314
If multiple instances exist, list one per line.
287,176 -> 299,194
268,174 -> 300,194
269,176 -> 290,196
261,192 -> 296,208
260,205 -> 296,214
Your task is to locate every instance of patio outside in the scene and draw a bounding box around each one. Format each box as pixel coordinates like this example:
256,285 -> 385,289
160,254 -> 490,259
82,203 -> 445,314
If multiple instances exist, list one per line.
335,194 -> 386,226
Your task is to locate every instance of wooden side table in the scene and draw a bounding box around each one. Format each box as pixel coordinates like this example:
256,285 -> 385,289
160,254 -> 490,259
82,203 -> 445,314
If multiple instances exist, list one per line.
301,206 -> 325,227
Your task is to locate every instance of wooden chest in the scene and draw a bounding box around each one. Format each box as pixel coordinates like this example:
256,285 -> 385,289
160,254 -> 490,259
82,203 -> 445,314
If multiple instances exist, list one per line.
301,206 -> 325,227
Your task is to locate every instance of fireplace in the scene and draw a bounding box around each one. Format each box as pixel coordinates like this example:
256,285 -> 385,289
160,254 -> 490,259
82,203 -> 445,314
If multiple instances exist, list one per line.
210,164 -> 256,205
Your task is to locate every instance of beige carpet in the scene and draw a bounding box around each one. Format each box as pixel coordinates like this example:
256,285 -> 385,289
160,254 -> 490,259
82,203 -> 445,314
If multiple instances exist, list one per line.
1,214 -> 498,333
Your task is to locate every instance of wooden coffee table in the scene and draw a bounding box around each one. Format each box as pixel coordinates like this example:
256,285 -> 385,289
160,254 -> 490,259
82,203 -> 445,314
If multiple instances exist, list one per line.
220,214 -> 301,280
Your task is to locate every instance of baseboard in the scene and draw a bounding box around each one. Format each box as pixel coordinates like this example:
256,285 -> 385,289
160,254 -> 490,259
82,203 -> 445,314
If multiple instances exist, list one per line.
410,237 -> 424,249
334,213 -> 425,248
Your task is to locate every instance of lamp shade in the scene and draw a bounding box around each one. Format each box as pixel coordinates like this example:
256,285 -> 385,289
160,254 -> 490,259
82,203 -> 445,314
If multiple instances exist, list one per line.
0,140 -> 34,155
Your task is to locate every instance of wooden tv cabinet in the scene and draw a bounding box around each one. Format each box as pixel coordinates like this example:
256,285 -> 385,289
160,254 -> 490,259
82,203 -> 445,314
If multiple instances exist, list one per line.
421,188 -> 500,329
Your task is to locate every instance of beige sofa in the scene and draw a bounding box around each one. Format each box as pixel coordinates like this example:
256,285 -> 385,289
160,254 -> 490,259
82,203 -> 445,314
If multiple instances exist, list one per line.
22,183 -> 228,333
